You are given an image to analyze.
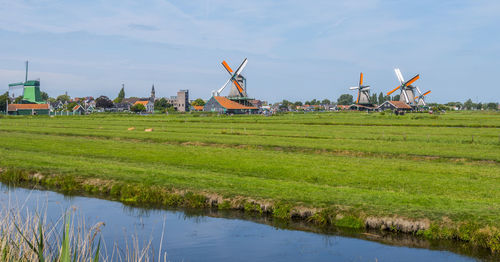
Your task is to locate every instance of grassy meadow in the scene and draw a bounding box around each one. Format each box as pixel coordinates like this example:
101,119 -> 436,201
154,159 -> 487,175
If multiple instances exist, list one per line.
0,111 -> 499,251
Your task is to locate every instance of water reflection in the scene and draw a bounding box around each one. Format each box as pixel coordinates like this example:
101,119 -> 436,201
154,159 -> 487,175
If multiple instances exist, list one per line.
0,183 -> 495,262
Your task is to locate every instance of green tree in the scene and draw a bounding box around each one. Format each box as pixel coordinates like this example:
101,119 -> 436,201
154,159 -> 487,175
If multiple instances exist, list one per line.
191,98 -> 206,106
485,102 -> 498,110
13,96 -> 23,103
154,98 -> 171,111
370,94 -> 377,104
294,101 -> 303,106
464,99 -> 473,110
337,94 -> 353,105
0,92 -> 11,112
66,102 -> 78,111
321,99 -> 331,105
56,94 -> 71,103
131,103 -> 146,112
114,87 -> 125,103
393,94 -> 400,101
40,91 -> 49,101
378,92 -> 384,104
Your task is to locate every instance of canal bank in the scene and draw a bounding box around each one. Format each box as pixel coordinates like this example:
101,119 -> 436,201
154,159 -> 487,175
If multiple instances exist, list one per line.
1,182 -> 497,261
0,168 -> 498,259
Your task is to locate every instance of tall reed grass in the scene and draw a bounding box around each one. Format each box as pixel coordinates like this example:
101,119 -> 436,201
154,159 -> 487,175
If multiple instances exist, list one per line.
0,190 -> 167,262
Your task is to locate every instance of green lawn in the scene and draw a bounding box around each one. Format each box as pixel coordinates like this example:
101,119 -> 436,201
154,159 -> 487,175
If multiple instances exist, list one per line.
0,111 -> 499,231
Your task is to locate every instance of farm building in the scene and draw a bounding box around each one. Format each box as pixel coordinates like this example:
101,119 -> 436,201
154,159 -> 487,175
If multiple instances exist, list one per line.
349,104 -> 375,111
376,101 -> 412,112
8,103 -> 50,115
204,96 -> 259,114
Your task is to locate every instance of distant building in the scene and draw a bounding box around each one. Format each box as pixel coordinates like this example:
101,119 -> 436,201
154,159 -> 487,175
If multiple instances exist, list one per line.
72,104 -> 86,115
376,101 -> 412,112
8,103 -> 50,115
192,105 -> 204,111
133,100 -> 154,113
204,96 -> 259,114
166,90 -> 190,112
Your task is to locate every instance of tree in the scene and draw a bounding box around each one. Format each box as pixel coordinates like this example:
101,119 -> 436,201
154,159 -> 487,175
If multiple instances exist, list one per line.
485,102 -> 498,110
13,96 -> 23,104
191,98 -> 206,106
131,103 -> 146,112
370,94 -> 377,104
66,102 -> 78,111
393,94 -> 400,101
464,99 -> 473,110
281,100 -> 292,107
378,92 -> 384,105
40,91 -> 49,101
320,99 -> 330,105
0,92 -> 11,112
114,87 -> 126,103
294,101 -> 303,106
95,96 -> 114,108
337,94 -> 353,105
56,94 -> 70,103
154,98 -> 172,111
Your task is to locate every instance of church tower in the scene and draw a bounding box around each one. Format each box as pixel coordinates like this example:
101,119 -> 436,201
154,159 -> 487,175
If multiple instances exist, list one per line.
150,84 -> 156,102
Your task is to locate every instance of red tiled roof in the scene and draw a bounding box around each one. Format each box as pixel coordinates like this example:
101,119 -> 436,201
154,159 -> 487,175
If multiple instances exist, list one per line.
8,104 -> 49,111
387,101 -> 411,109
73,105 -> 81,111
193,105 -> 204,111
134,100 -> 150,106
214,96 -> 258,110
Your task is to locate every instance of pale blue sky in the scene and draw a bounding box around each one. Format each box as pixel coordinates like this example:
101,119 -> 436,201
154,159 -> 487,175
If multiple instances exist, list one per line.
0,0 -> 499,103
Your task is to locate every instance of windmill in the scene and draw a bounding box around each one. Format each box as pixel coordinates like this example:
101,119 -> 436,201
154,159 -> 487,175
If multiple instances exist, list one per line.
414,87 -> 431,106
386,68 -> 419,106
349,72 -> 372,105
8,61 -> 29,99
7,61 -> 44,104
211,58 -> 248,97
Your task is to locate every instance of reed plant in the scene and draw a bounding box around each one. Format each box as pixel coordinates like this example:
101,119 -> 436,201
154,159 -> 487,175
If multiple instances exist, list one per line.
0,194 -> 167,262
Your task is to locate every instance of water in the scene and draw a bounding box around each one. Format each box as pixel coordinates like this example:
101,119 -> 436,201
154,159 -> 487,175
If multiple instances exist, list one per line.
0,183 -> 492,261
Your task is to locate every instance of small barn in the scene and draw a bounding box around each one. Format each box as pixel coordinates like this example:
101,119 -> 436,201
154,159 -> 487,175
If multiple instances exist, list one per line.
8,104 -> 50,115
204,96 -> 259,114
376,101 -> 412,112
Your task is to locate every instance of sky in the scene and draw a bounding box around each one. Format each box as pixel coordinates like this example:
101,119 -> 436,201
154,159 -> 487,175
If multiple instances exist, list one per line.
0,0 -> 499,103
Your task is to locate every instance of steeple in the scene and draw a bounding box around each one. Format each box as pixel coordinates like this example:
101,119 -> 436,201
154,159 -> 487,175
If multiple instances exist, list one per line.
150,84 -> 156,102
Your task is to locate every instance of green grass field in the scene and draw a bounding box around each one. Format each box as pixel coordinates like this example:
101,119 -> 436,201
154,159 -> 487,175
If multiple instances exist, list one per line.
0,111 -> 499,250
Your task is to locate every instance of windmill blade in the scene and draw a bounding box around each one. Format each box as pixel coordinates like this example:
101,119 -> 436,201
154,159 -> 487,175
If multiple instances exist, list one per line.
402,89 -> 410,103
404,74 -> 419,87
232,79 -> 244,94
422,90 -> 431,96
360,86 -> 370,90
234,58 -> 248,76
8,82 -> 24,89
359,72 -> 363,86
394,68 -> 404,83
221,60 -> 233,74
415,86 -> 424,96
349,86 -> 360,90
216,78 -> 232,95
387,85 -> 401,95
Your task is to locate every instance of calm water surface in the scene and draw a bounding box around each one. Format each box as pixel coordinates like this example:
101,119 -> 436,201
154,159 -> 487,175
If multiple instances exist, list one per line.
0,183 -> 490,262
